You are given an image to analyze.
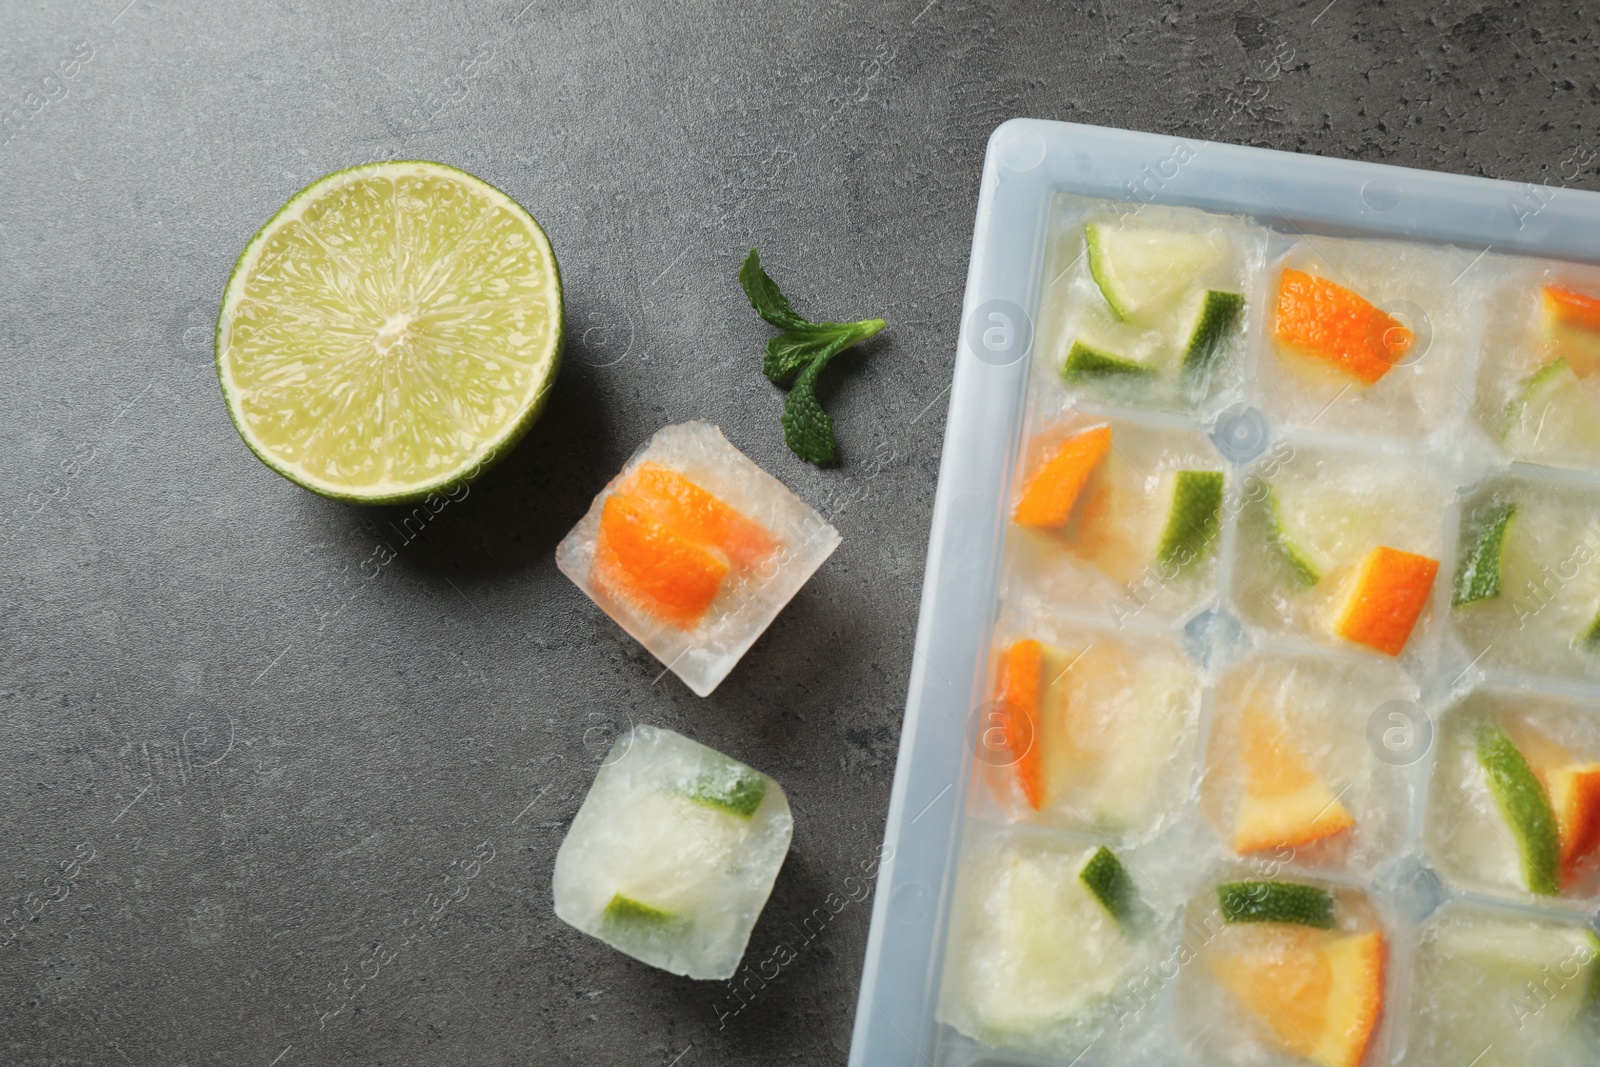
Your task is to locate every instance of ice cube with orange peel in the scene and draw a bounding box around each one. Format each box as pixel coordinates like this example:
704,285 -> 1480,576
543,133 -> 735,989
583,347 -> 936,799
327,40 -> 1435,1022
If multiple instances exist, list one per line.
556,421 -> 840,696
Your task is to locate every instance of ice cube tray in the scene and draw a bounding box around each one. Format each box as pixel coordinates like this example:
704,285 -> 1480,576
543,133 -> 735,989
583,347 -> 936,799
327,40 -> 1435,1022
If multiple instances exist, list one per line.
849,120 -> 1600,1067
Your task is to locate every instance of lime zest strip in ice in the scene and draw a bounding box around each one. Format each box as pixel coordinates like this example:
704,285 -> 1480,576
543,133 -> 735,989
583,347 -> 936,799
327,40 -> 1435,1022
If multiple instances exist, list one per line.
1217,880 -> 1337,929
1263,484 -> 1322,587
1084,222 -> 1228,320
684,768 -> 768,819
216,160 -> 563,504
1451,501 -> 1517,607
1156,470 -> 1224,574
1062,339 -> 1155,382
1078,846 -> 1149,930
1179,289 -> 1245,384
1475,720 -> 1561,896
601,892 -> 679,928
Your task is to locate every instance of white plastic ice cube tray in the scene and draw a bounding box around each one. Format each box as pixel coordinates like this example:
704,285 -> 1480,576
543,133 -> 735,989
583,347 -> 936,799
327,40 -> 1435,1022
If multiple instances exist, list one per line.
849,119 -> 1600,1067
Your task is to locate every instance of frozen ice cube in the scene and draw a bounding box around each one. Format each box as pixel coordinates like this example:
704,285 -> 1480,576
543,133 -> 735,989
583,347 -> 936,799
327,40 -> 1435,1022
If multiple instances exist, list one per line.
1448,474 -> 1600,685
1201,650 -> 1416,872
936,831 -> 1165,1059
1257,234 -> 1477,441
1472,260 -> 1600,474
1005,404 -> 1227,626
1174,877 -> 1389,1067
1425,690 -> 1600,902
979,616 -> 1201,838
556,421 -> 840,696
551,724 -> 793,980
1035,195 -> 1267,411
1231,438 -> 1449,656
1408,905 -> 1599,1067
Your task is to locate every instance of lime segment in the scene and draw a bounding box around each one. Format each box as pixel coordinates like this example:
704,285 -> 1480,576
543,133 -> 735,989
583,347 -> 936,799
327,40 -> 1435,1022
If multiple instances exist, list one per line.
217,161 -> 563,503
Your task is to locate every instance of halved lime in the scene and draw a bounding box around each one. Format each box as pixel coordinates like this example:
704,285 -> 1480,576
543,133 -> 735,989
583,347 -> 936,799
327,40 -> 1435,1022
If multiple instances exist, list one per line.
216,161 -> 563,504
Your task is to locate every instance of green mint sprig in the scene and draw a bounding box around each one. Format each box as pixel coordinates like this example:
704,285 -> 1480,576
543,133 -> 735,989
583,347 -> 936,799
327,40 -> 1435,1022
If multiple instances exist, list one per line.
739,249 -> 886,465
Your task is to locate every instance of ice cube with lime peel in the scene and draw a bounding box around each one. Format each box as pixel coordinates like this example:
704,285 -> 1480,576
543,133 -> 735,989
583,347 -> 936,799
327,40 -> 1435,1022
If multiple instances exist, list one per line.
551,725 -> 793,980
1407,907 -> 1600,1067
936,834 -> 1156,1057
555,421 -> 841,697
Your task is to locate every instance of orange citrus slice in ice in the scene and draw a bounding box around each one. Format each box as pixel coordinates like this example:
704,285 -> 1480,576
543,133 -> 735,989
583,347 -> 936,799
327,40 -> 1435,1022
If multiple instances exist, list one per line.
618,462 -> 776,569
1544,284 -> 1600,334
1274,269 -> 1412,384
1209,926 -> 1386,1067
1013,425 -> 1112,528
1335,545 -> 1438,656
1544,763 -> 1600,886
1234,704 -> 1354,854
593,493 -> 730,629
993,639 -> 1045,810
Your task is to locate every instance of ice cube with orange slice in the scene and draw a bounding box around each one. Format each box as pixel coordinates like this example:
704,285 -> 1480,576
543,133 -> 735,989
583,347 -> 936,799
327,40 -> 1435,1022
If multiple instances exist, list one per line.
556,421 -> 840,696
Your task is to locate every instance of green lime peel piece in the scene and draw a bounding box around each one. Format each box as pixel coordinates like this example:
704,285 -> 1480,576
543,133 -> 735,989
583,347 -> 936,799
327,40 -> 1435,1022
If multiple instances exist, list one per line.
602,893 -> 678,928
1263,484 -> 1321,588
1180,290 -> 1246,384
1062,340 -> 1156,382
1452,501 -> 1517,607
684,768 -> 768,819
1079,846 -> 1149,930
1475,720 -> 1561,896
1218,881 -> 1336,929
1157,470 -> 1224,574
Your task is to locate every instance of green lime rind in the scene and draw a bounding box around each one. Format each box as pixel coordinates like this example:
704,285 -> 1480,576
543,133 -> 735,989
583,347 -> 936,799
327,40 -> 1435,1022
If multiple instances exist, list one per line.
1476,720 -> 1562,897
601,892 -> 679,928
1157,470 -> 1224,574
1085,222 -> 1133,320
1078,846 -> 1148,930
1264,484 -> 1322,588
1452,502 -> 1518,607
216,160 -> 564,506
1217,881 -> 1336,929
1505,357 -> 1575,425
1583,606 -> 1600,651
683,767 -> 768,819
1062,339 -> 1156,382
1180,290 -> 1245,384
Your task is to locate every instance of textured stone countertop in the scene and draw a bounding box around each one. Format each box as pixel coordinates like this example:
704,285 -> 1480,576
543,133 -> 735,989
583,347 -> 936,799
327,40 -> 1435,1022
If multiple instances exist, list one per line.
3,1 -> 1597,1064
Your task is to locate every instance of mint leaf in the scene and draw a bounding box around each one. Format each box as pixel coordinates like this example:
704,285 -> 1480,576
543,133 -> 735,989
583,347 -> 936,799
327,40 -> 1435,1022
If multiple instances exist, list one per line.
740,248 -> 887,465
783,352 -> 838,465
779,321 -> 882,464
739,249 -> 809,330
763,329 -> 838,385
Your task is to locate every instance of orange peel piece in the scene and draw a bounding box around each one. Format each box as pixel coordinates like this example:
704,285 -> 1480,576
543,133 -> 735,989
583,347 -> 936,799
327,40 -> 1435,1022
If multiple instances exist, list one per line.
1234,704 -> 1354,854
1209,927 -> 1386,1067
1544,284 -> 1600,334
619,462 -> 776,569
993,639 -> 1045,810
1335,546 -> 1438,656
1013,425 -> 1112,528
1275,269 -> 1412,384
593,493 -> 730,629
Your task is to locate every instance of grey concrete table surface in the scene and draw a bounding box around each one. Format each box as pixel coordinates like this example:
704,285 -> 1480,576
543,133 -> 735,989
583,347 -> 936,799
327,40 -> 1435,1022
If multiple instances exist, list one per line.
2,1 -> 1596,1064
